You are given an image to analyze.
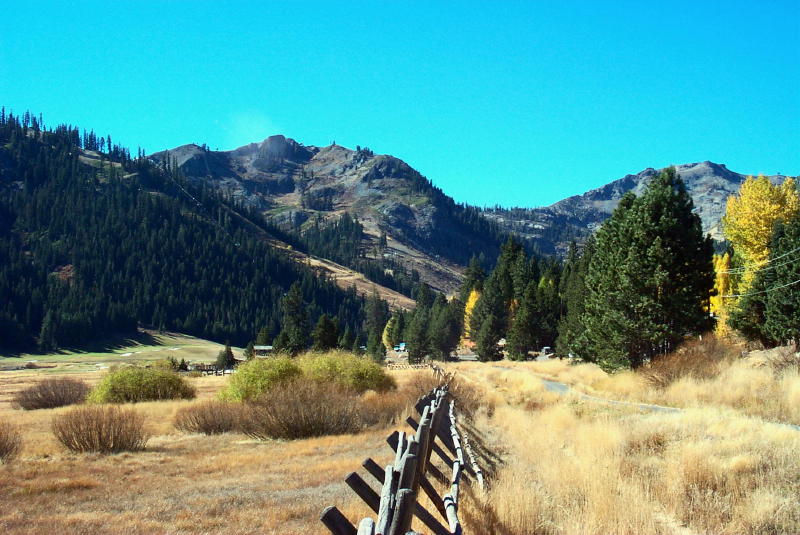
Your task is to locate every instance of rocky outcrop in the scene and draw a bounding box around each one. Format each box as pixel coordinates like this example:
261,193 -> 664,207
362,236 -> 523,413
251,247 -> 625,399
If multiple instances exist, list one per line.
483,162 -> 788,256
150,137 -> 500,293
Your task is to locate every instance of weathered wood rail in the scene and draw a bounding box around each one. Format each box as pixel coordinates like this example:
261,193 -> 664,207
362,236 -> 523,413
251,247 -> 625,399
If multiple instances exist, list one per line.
321,365 -> 481,535
386,363 -> 434,370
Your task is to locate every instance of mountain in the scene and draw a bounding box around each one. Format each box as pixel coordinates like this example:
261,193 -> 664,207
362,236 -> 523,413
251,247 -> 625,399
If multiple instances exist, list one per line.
150,136 -> 506,294
482,161 -> 789,256
0,115 -> 381,352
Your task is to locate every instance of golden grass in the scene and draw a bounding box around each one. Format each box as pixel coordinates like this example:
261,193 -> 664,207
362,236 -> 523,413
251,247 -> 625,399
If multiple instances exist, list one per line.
465,339 -> 800,426
0,365 -> 446,534
454,362 -> 800,535
6,346 -> 797,534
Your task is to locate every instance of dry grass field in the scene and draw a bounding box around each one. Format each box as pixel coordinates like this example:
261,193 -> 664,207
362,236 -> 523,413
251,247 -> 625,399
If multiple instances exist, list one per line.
451,348 -> 800,535
0,364 -> 441,535
2,337 -> 799,535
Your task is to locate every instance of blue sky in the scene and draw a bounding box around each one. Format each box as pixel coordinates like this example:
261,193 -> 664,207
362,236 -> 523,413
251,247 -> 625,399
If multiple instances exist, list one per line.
2,1 -> 798,207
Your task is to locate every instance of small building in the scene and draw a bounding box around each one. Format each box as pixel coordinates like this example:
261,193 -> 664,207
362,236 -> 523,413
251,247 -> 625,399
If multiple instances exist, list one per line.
254,345 -> 274,357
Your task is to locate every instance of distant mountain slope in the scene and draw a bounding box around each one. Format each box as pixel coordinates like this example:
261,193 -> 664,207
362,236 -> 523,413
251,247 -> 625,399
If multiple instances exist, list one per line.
151,136 -> 506,293
482,162 -> 790,255
0,116 -> 378,352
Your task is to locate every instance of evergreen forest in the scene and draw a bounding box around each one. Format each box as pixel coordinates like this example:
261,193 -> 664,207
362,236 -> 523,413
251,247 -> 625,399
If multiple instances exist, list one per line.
0,110 -> 373,352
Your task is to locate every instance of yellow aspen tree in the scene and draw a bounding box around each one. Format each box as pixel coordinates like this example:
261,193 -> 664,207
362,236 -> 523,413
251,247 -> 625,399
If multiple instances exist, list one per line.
710,252 -> 732,335
462,288 -> 480,341
722,175 -> 800,291
382,316 -> 395,351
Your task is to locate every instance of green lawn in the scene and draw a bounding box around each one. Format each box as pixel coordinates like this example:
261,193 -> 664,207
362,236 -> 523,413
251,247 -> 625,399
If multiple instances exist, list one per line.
0,331 -> 240,372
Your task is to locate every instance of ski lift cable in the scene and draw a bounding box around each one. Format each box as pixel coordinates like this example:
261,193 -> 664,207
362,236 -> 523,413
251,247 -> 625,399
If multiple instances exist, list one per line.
722,276 -> 800,298
720,243 -> 800,274
720,249 -> 800,275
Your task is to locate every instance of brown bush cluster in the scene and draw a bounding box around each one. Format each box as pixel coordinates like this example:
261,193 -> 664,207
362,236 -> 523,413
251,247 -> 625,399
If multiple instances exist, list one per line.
241,380 -> 362,440
358,389 -> 415,428
174,401 -> 243,435
13,378 -> 90,410
639,335 -> 740,388
52,406 -> 149,453
0,420 -> 22,464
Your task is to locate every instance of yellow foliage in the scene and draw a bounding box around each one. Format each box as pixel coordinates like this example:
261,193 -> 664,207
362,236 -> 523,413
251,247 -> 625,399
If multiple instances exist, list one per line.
382,316 -> 394,351
462,288 -> 480,340
722,175 -> 800,291
711,253 -> 732,335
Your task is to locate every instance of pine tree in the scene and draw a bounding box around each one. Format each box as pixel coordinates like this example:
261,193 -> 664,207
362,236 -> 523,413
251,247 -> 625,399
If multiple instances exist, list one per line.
274,282 -> 309,355
763,216 -> 800,344
215,342 -> 236,369
578,168 -> 715,370
469,275 -> 507,361
427,294 -> 460,360
506,282 -> 537,360
366,331 -> 386,362
475,312 -> 502,362
338,325 -> 355,350
255,326 -> 271,345
533,276 -> 559,349
243,341 -> 255,360
312,314 -> 339,351
728,269 -> 772,346
459,256 -> 485,302
37,310 -> 58,352
406,307 -> 430,363
555,238 -> 593,358
389,312 -> 405,345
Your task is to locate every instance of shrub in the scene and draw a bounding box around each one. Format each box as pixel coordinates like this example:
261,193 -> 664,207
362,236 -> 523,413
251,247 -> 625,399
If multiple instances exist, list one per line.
219,357 -> 302,401
766,346 -> 800,375
359,388 -> 416,427
241,380 -> 361,439
53,405 -> 148,453
639,335 -> 739,388
13,378 -> 90,410
405,370 -> 445,399
87,367 -> 196,403
299,351 -> 396,393
174,401 -> 243,435
0,420 -> 22,464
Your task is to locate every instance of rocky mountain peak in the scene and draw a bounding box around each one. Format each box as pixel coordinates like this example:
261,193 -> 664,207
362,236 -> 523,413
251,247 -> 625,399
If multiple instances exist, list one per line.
483,162 -> 790,256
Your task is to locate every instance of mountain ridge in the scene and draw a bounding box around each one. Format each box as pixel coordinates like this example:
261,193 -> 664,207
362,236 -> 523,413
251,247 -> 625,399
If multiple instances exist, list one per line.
153,134 -> 794,276
151,136 -> 506,294
483,161 -> 790,255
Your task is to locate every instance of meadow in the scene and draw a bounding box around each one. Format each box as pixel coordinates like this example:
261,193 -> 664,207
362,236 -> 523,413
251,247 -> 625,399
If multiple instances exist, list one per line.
0,346 -> 438,534
2,336 -> 798,535
453,339 -> 800,535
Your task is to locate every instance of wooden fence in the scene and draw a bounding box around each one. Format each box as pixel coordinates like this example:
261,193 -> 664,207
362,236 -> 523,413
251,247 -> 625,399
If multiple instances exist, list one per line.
321,365 -> 482,535
386,363 -> 433,371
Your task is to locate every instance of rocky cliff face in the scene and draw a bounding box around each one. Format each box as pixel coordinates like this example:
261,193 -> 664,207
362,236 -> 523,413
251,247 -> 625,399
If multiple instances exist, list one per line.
150,136 -> 502,293
482,162 -> 788,256
153,135 -> 790,274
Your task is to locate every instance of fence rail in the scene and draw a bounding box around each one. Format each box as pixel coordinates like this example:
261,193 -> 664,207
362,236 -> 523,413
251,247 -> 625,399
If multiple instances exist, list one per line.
321,365 -> 480,535
386,363 -> 434,370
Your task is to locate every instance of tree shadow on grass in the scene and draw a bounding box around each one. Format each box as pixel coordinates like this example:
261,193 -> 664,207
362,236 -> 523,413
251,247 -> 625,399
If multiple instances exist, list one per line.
1,329 -> 160,359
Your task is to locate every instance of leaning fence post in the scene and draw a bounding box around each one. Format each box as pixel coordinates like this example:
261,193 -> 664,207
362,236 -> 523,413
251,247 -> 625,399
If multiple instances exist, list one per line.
320,506 -> 358,535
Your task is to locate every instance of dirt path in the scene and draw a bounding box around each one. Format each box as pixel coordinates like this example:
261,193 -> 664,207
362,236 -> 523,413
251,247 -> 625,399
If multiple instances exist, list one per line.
461,356 -> 800,431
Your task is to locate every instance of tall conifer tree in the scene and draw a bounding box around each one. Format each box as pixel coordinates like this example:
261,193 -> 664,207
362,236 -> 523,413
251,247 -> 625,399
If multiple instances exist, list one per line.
578,168 -> 714,370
